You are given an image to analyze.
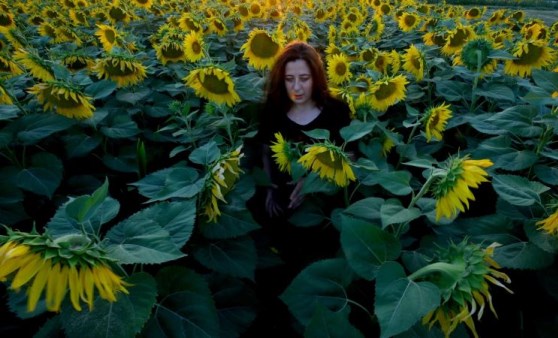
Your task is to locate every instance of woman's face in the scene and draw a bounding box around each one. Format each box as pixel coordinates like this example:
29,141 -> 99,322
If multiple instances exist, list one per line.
284,59 -> 313,107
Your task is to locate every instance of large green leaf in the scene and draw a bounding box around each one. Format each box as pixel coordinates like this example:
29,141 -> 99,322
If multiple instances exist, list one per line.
63,134 -> 102,158
192,236 -> 257,280
104,203 -> 188,264
341,197 -> 384,222
280,258 -> 355,326
435,80 -> 470,102
532,69 -> 558,93
17,152 -> 63,198
380,199 -> 422,229
361,170 -> 412,196
534,165 -> 558,185
472,135 -> 537,171
200,203 -> 260,239
189,141 -> 220,165
340,215 -> 401,280
207,274 -> 257,338
304,305 -> 364,338
474,84 -> 515,102
85,79 -> 117,99
288,201 -> 326,227
46,179 -> 120,237
493,241 -> 554,270
484,106 -> 542,138
116,87 -> 152,105
15,114 -> 75,145
61,272 -> 157,338
130,166 -> 204,202
144,267 -> 220,338
492,174 -> 549,206
100,114 -> 140,139
375,262 -> 440,338
524,222 -> 558,255
340,120 -> 376,143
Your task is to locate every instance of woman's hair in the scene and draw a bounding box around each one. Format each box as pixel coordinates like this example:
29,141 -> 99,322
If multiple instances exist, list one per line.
264,41 -> 330,114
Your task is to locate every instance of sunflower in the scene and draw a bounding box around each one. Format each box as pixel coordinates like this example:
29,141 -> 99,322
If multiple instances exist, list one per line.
464,7 -> 483,20
237,4 -> 251,19
154,40 -> 188,65
95,24 -> 120,52
327,53 -> 352,85
178,13 -> 203,33
184,31 -> 205,62
131,0 -> 153,9
352,75 -> 373,108
536,207 -> 558,235
422,102 -> 452,142
37,22 -> 58,40
0,11 -> 16,32
201,146 -> 244,222
387,49 -> 401,75
53,26 -> 83,46
0,232 -> 129,313
379,3 -> 392,16
249,1 -> 263,18
423,31 -> 447,47
432,156 -> 493,221
487,9 -> 505,26
454,37 -> 498,75
13,49 -> 54,82
0,85 -> 13,105
366,15 -> 385,41
0,55 -> 23,77
370,51 -> 390,74
369,75 -> 408,112
441,25 -> 476,56
69,9 -> 89,27
504,39 -> 556,78
94,54 -> 147,88
241,28 -> 283,71
207,17 -> 227,36
359,47 -> 378,64
298,142 -> 355,187
271,132 -> 296,174
413,240 -> 512,338
184,66 -> 240,107
402,44 -> 425,81
62,54 -> 95,72
398,12 -> 420,32
521,22 -> 548,41
106,1 -> 132,25
28,81 -> 95,119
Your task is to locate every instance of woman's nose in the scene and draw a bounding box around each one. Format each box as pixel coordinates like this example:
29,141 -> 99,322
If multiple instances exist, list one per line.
293,79 -> 301,89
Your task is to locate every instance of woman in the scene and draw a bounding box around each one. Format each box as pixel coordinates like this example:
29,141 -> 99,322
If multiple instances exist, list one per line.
258,40 -> 353,217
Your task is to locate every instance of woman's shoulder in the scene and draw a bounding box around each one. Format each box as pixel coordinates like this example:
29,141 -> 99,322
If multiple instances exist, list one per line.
323,97 -> 350,113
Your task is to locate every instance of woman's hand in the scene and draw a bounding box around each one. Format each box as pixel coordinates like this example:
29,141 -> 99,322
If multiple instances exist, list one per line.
288,178 -> 305,210
265,187 -> 283,217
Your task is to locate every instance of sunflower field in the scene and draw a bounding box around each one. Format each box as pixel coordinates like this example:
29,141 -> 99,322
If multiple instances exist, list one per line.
1,0 -> 558,337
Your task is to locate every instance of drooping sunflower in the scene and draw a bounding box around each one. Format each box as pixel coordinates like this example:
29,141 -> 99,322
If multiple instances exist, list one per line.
327,53 -> 353,85
537,207 -> 558,236
106,0 -> 132,25
95,24 -> 120,52
369,74 -> 408,112
207,17 -> 228,36
13,49 -> 54,82
131,0 -> 153,9
298,142 -> 356,188
370,51 -> 391,74
398,12 -> 421,32
432,156 -> 493,221
69,9 -> 89,27
402,44 -> 425,81
412,240 -> 512,338
504,39 -> 556,78
184,66 -> 240,107
62,53 -> 95,72
53,26 -> 83,46
0,85 -> 13,105
0,232 -> 129,313
178,13 -> 203,33
0,55 -> 23,77
184,30 -> 205,62
441,25 -> 476,56
241,28 -> 284,71
201,146 -> 244,222
37,22 -> 58,40
155,40 -> 188,65
422,102 -> 452,142
423,31 -> 447,47
351,75 -> 373,108
28,80 -> 95,119
0,11 -> 16,32
366,15 -> 385,41
94,53 -> 147,88
270,132 -> 297,174
387,49 -> 401,75
487,9 -> 505,26
454,37 -> 498,75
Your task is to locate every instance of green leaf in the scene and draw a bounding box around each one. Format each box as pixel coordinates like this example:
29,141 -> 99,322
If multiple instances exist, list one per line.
340,120 -> 376,143
17,152 -> 63,198
145,267 -> 220,338
85,79 -> 117,100
207,274 -> 257,338
289,201 -> 326,227
193,236 -> 257,280
301,171 -> 339,194
492,174 -> 549,206
61,272 -> 157,338
148,200 -> 196,247
104,204 -> 187,264
130,166 -> 204,202
33,316 -> 64,338
116,87 -> 152,105
375,262 -> 440,338
474,84 -> 515,102
340,215 -> 401,280
101,114 -> 140,139
435,81 -> 470,102
304,305 -> 364,338
63,134 -> 102,158
361,170 -> 412,196
492,150 -> 538,171
189,141 -> 220,165
303,128 -> 330,140
15,114 -> 75,145
534,165 -> 558,185
493,241 -> 554,270
46,179 -> 120,237
200,204 -> 260,239
341,197 -> 384,222
280,258 -> 355,326
484,106 -> 542,138
525,222 -> 558,254
532,69 -> 558,93
380,199 -> 422,228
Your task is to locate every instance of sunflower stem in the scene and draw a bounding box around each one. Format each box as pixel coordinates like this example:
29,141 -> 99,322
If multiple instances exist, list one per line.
408,171 -> 436,209
408,261 -> 464,281
469,50 -> 482,113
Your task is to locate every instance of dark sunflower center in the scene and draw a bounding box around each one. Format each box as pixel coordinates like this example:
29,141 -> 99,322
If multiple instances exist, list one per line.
66,58 -> 88,70
411,55 -> 421,70
512,11 -> 523,20
104,59 -> 135,76
404,14 -> 416,27
250,33 -> 279,58
63,0 -> 75,8
162,44 -> 184,58
0,59 -> 10,72
347,13 -> 357,22
335,61 -> 347,76
0,13 -> 13,26
316,9 -> 325,19
191,40 -> 201,54
362,49 -> 375,62
137,0 -> 149,4
515,43 -> 543,65
200,73 -> 229,94
380,4 -> 391,15
185,18 -> 200,32
45,10 -> 58,19
448,29 -> 468,47
250,3 -> 261,15
45,87 -> 83,108
42,25 -> 57,37
418,5 -> 428,14
104,29 -> 116,43
316,151 -> 343,170
239,6 -> 249,17
213,20 -> 224,31
468,8 -> 480,17
374,81 -> 397,100
109,6 -> 126,21
30,16 -> 44,25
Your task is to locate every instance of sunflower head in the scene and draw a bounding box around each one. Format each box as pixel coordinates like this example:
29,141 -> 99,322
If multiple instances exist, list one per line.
270,132 -> 297,174
155,38 -> 188,65
95,24 -> 120,52
0,54 -> 23,77
94,53 -> 147,87
403,44 -> 425,81
504,39 -> 557,78
369,75 -> 408,112
298,142 -> 355,187
458,37 -> 498,74
0,11 -> 16,32
398,12 -> 420,32
13,49 -> 55,82
417,240 -> 512,338
28,80 -> 95,119
327,53 -> 353,85
184,30 -> 206,62
422,102 -> 452,142
0,85 -> 13,105
184,66 -> 240,107
241,28 -> 284,71
0,230 -> 129,313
